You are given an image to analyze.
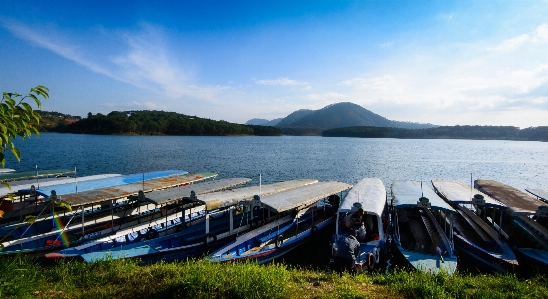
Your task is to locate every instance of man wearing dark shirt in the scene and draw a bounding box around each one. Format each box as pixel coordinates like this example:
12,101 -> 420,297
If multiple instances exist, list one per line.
333,229 -> 360,277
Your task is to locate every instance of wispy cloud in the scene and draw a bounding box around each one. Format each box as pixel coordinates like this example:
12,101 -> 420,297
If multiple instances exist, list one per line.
489,24 -> 548,52
254,77 -> 306,86
1,19 -> 194,100
1,19 -> 121,81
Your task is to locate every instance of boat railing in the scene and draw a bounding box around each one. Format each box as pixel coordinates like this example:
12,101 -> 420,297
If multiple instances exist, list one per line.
421,208 -> 452,256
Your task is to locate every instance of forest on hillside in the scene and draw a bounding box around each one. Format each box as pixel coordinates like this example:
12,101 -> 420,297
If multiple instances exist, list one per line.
322,125 -> 548,141
38,110 -> 282,136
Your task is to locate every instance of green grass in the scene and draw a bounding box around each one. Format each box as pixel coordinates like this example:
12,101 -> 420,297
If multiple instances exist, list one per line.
0,256 -> 546,299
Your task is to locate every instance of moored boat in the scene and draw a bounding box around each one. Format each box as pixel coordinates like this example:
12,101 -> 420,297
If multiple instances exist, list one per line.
431,180 -> 518,273
391,181 -> 458,275
0,172 -> 217,256
475,180 -> 548,275
0,170 -> 188,226
209,181 -> 352,264
330,178 -> 388,272
46,179 -> 318,263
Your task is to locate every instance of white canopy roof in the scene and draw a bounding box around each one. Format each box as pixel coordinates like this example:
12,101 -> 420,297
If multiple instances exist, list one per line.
261,181 -> 352,213
140,178 -> 252,205
339,178 -> 386,216
200,179 -> 319,210
431,180 -> 506,209
391,180 -> 456,214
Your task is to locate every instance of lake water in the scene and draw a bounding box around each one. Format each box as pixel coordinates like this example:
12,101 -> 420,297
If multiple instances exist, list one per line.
4,133 -> 548,270
6,133 -> 548,192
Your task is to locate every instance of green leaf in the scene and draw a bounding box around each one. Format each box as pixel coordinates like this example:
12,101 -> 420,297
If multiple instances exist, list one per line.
11,147 -> 20,161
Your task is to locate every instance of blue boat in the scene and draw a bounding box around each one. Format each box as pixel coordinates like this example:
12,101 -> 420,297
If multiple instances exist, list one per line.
432,180 -> 518,273
474,180 -> 548,274
0,172 -> 218,256
47,179 -> 319,263
391,181 -> 458,275
330,178 -> 388,272
209,181 -> 352,264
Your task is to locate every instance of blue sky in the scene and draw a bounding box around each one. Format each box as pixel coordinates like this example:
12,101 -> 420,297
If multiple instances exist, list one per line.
1,0 -> 547,127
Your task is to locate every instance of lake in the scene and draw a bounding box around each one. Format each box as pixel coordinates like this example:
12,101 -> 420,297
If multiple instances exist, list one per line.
4,133 -> 548,270
5,133 -> 548,191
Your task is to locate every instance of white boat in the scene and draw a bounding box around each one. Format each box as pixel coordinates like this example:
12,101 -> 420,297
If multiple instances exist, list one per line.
330,178 -> 388,272
391,181 -> 458,275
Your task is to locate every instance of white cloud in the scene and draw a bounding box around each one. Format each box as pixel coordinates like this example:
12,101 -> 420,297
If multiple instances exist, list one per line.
489,23 -> 548,52
254,77 -> 306,86
1,20 -> 123,82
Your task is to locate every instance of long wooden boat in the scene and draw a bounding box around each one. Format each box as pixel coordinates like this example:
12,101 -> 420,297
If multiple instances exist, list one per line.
209,181 -> 352,264
330,178 -> 388,272
0,170 -> 188,226
475,180 -> 548,274
0,170 -> 189,235
431,180 -> 518,273
391,181 -> 458,275
0,172 -> 219,256
45,179 -> 318,263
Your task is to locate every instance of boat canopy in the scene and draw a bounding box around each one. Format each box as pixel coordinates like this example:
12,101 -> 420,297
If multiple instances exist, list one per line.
527,189 -> 548,203
200,179 -> 319,210
131,178 -> 252,205
60,172 -> 217,207
339,178 -> 386,217
475,180 -> 548,216
261,181 -> 352,213
38,170 -> 187,196
391,180 -> 456,214
0,174 -> 122,198
431,180 -> 506,209
0,169 -> 74,182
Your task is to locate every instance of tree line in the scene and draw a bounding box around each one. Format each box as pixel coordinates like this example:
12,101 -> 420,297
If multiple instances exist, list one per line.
322,125 -> 548,141
40,110 -> 282,136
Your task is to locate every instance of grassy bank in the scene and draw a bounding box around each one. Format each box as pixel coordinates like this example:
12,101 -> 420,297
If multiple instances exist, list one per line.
1,256 -> 546,299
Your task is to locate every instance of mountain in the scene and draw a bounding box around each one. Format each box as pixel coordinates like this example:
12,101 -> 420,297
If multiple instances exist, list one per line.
245,118 -> 270,125
276,102 -> 435,130
245,118 -> 283,126
275,109 -> 315,127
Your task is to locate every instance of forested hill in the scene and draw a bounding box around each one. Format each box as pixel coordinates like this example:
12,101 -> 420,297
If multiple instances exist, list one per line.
44,110 -> 282,136
275,102 -> 435,131
323,125 -> 548,141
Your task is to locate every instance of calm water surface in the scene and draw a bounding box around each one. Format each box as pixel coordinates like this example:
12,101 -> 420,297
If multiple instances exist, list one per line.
6,133 -> 548,191
5,133 -> 548,270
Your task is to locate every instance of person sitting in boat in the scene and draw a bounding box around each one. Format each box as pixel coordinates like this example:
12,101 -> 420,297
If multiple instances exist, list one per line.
333,229 -> 360,277
345,208 -> 365,231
